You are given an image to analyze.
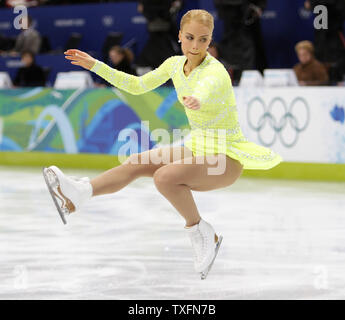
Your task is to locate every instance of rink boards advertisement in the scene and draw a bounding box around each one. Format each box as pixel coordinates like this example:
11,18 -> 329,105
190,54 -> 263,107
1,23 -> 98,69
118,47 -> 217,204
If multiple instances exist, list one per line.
234,87 -> 345,164
0,86 -> 344,165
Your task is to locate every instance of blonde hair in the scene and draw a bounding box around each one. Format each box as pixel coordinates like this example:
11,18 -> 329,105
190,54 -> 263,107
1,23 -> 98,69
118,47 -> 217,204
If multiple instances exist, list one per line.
295,40 -> 314,55
180,9 -> 214,33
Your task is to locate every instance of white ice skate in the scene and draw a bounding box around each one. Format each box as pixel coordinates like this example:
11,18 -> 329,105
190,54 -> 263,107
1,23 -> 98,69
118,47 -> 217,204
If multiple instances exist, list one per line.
42,165 -> 93,224
185,218 -> 223,280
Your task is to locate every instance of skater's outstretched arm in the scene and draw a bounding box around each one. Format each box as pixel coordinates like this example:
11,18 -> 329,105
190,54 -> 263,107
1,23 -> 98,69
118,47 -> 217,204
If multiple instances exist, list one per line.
64,49 -> 175,95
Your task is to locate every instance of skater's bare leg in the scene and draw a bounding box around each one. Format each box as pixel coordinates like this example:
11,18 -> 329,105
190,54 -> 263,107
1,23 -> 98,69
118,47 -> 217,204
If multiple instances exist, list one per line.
90,146 -> 193,196
90,163 -> 143,196
153,154 -> 243,227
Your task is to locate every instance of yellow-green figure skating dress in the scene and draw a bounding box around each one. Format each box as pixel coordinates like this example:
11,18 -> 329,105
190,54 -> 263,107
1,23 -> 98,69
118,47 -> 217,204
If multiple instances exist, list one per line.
91,52 -> 283,170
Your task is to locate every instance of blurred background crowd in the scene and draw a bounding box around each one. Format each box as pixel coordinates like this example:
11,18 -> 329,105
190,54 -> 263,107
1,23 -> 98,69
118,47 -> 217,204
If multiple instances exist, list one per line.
0,0 -> 344,88
0,0 -> 137,6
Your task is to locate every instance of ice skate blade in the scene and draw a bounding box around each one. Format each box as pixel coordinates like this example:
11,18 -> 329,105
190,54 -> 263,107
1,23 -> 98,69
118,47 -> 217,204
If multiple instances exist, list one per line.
42,167 -> 67,225
200,235 -> 223,280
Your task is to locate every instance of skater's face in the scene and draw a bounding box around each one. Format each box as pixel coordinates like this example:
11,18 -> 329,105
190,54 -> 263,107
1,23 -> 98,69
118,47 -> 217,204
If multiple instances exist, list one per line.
179,21 -> 212,59
297,48 -> 312,65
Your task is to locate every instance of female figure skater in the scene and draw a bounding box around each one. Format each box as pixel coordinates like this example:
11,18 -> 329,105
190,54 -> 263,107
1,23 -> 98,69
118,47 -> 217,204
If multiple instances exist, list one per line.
43,9 -> 282,279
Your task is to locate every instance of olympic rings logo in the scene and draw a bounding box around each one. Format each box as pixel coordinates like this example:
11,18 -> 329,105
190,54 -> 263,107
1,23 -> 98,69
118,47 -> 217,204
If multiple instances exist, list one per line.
247,97 -> 310,148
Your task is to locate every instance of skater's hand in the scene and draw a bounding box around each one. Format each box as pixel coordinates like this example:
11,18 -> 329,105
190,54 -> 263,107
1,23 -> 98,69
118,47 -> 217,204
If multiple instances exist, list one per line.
64,49 -> 96,70
183,96 -> 200,110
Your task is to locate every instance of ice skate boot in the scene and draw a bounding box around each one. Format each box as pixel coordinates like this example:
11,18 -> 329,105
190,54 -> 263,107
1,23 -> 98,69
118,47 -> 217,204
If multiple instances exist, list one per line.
185,218 -> 223,280
42,165 -> 93,224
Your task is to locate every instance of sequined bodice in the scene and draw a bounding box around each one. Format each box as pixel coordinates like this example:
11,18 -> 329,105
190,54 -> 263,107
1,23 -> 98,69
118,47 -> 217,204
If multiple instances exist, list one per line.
91,52 -> 244,141
90,53 -> 283,169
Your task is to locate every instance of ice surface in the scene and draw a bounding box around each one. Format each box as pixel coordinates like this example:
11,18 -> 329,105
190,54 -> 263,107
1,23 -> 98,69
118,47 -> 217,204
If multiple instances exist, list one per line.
0,165 -> 344,299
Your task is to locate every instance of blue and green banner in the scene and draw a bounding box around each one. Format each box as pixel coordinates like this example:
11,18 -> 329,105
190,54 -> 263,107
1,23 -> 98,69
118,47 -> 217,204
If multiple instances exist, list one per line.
0,87 -> 189,155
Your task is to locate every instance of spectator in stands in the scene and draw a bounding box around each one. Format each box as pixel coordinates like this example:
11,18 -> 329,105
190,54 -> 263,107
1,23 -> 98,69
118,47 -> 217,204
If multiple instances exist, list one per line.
213,0 -> 267,84
0,34 -> 9,52
13,51 -> 46,87
293,40 -> 329,86
135,0 -> 182,69
247,0 -> 267,73
9,15 -> 41,56
207,41 -> 236,79
95,45 -> 136,87
304,0 -> 345,84
108,45 -> 136,75
213,0 -> 267,70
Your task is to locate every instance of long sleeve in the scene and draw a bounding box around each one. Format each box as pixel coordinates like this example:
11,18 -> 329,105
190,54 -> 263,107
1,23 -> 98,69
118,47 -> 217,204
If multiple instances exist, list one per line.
90,56 -> 174,95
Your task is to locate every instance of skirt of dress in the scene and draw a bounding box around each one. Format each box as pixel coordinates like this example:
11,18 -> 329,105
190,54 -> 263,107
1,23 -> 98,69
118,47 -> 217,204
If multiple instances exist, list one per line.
183,132 -> 283,170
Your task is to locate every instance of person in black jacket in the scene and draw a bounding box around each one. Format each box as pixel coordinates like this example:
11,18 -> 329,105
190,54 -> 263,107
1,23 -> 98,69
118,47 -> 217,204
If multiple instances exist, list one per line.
305,0 -> 345,83
135,0 -> 183,68
247,0 -> 267,73
213,0 -> 267,78
13,51 -> 46,87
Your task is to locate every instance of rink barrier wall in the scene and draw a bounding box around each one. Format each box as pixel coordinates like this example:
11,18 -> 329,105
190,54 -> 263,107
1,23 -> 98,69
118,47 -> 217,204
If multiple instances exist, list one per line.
233,87 -> 345,164
0,151 -> 122,170
0,151 -> 344,182
1,87 -> 344,178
